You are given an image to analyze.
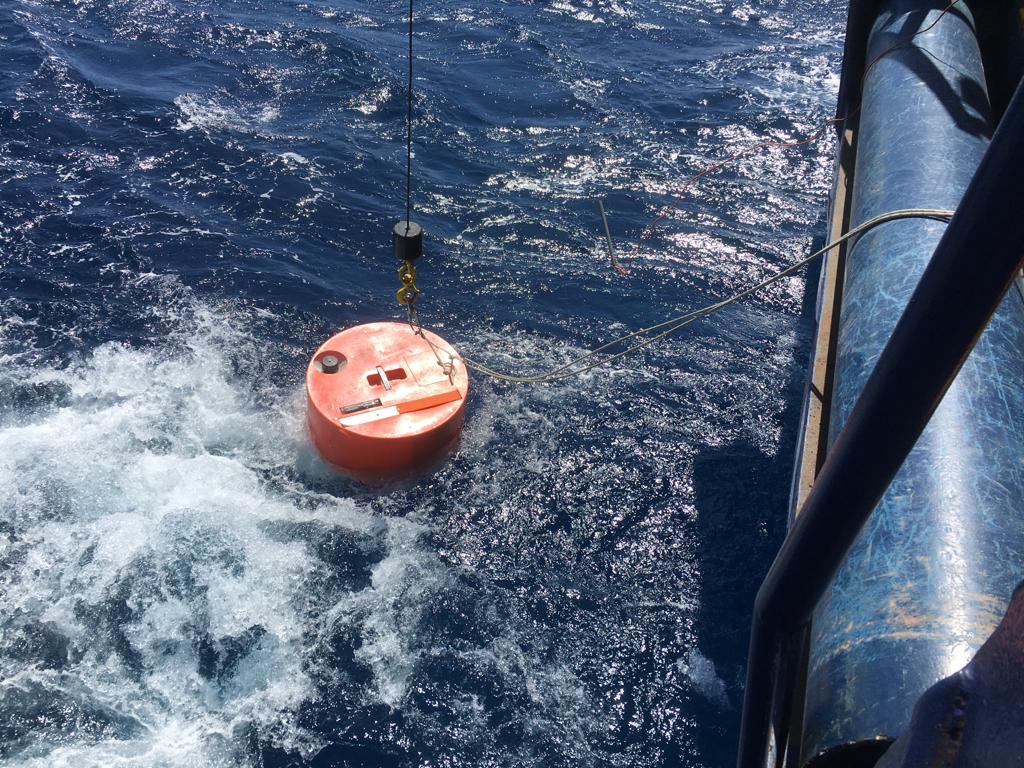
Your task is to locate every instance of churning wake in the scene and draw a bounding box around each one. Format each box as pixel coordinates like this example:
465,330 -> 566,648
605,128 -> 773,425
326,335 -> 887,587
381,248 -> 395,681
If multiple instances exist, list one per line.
2,296 -> 353,765
0,291 -> 702,767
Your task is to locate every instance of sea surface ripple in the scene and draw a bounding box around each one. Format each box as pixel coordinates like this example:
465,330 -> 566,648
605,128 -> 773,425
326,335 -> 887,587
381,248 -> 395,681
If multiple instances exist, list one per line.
0,0 -> 842,765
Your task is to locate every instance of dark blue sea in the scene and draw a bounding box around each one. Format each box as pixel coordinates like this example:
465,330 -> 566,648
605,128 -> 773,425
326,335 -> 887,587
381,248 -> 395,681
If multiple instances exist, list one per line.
0,0 -> 843,765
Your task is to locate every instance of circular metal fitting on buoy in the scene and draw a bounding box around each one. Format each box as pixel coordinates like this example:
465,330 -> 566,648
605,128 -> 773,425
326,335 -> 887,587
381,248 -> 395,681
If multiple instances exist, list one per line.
305,321 -> 468,482
315,351 -> 346,374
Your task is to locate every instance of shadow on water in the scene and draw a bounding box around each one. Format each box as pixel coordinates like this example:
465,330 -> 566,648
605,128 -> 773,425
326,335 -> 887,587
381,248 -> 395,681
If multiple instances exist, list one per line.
688,223 -> 826,766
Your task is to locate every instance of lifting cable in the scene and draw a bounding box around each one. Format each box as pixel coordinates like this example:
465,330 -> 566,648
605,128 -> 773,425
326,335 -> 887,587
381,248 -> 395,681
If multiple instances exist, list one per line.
405,0 -> 414,228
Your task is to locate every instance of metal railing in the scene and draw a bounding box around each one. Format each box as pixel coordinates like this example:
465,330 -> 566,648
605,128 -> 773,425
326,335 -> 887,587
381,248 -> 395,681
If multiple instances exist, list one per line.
736,77 -> 1024,768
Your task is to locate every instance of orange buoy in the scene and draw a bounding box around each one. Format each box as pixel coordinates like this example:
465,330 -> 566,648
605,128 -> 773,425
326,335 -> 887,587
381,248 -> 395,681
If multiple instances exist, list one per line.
306,321 -> 468,480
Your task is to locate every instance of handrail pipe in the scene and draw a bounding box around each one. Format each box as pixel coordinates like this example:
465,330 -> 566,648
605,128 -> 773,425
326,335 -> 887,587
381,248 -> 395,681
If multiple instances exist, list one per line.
736,76 -> 1024,768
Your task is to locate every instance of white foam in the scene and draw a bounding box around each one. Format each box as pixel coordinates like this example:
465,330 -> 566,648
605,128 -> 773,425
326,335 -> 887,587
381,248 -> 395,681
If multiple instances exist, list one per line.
350,85 -> 392,116
678,649 -> 729,707
0,299 -> 391,766
278,151 -> 309,165
174,93 -> 280,135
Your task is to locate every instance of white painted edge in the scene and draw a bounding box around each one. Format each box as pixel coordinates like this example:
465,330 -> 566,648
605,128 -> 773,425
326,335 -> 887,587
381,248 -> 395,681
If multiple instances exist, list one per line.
338,405 -> 400,427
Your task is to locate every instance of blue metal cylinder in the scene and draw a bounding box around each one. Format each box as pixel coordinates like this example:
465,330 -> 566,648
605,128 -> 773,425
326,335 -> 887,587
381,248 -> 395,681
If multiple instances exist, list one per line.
802,1 -> 1024,764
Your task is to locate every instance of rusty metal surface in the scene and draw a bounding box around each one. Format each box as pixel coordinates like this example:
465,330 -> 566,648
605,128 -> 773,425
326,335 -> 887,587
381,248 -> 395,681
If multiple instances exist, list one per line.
874,582 -> 1024,768
802,1 -> 1024,762
788,124 -> 855,521
737,67 -> 1024,767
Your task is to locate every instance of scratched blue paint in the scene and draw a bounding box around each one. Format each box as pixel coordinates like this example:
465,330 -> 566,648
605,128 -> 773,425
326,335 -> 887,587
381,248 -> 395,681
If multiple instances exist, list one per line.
802,1 -> 1024,763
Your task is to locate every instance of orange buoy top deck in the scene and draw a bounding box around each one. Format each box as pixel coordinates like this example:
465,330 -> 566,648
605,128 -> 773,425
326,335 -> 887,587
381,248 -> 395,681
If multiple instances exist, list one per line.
306,321 -> 468,476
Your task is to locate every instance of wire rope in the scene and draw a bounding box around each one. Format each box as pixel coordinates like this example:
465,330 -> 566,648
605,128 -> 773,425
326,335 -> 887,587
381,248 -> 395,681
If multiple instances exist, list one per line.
413,208 -> 956,383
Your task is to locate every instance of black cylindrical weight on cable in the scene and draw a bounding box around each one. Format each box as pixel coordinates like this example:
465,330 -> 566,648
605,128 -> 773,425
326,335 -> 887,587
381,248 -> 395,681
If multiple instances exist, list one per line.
393,220 -> 423,261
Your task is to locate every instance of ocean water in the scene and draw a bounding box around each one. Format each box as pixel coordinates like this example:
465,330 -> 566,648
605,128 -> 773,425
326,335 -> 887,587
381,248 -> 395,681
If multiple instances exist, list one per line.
0,0 -> 843,765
